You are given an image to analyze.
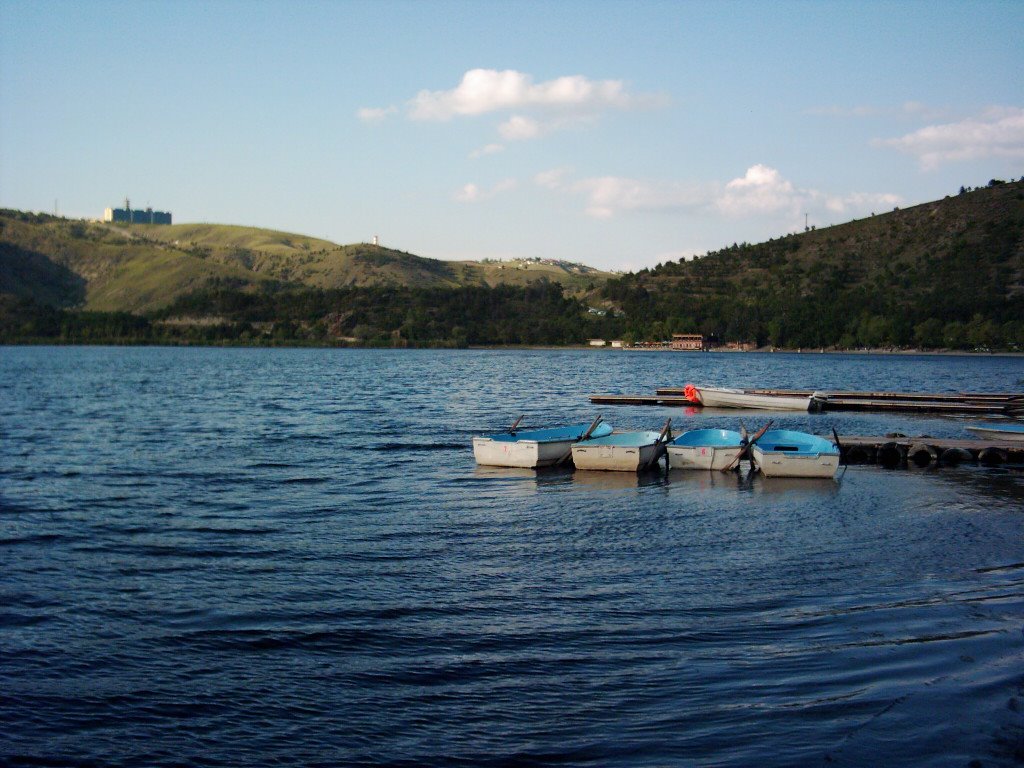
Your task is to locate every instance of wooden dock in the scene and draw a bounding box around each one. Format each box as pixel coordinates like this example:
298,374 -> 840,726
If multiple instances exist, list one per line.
591,388 -> 1024,416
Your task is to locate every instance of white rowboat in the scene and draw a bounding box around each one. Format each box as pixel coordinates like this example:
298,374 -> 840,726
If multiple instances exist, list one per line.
966,423 -> 1024,442
751,430 -> 840,478
692,385 -> 813,411
473,421 -> 613,468
571,431 -> 667,472
667,429 -> 745,470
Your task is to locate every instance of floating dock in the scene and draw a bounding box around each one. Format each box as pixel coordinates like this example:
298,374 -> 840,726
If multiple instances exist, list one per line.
834,435 -> 1024,469
591,389 -> 1024,416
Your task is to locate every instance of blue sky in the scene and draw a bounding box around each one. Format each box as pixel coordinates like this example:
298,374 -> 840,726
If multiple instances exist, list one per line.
2,0 -> 1022,272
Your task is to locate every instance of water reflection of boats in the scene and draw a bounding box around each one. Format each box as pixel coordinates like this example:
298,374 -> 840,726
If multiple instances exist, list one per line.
570,469 -> 668,490
666,468 -> 747,491
472,465 -> 540,481
752,475 -> 840,496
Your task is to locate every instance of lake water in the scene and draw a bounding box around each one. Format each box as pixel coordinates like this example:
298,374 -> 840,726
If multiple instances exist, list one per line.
2,346 -> 1023,767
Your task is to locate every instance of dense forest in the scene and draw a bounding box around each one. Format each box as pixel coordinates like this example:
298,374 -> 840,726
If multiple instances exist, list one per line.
0,282 -> 620,347
1,179 -> 1022,350
601,179 -> 1024,350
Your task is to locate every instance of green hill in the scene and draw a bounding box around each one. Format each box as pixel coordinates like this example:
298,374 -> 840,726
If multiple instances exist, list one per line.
599,179 -> 1024,349
2,179 -> 1021,349
0,215 -> 279,313
0,214 -> 612,313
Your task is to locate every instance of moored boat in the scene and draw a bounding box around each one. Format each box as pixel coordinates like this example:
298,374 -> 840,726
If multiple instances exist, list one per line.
685,384 -> 813,411
667,428 -> 745,470
571,421 -> 671,472
966,422 -> 1024,442
473,419 -> 613,468
750,429 -> 840,478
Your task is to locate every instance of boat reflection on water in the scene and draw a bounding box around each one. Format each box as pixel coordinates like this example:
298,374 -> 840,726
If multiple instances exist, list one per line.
569,468 -> 669,490
471,465 -> 543,481
666,467 -> 748,491
752,473 -> 842,496
665,465 -> 843,496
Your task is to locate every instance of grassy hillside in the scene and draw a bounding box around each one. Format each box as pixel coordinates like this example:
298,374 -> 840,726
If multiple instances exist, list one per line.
0,213 -> 613,313
131,223 -> 339,256
1,213 -> 277,313
459,258 -> 609,291
600,179 -> 1024,348
135,223 -> 610,292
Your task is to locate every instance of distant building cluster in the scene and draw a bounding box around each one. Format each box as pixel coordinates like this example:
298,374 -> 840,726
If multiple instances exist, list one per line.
590,334 -> 711,351
670,333 -> 705,351
103,198 -> 171,225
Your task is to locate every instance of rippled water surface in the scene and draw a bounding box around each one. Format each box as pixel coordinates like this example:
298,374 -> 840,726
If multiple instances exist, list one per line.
2,347 -> 1023,767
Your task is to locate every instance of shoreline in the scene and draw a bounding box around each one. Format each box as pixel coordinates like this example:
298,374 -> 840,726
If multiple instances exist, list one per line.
1,340 -> 1022,357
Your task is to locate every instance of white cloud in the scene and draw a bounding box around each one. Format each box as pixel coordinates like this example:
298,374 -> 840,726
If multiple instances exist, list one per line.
469,143 -> 505,159
536,169 -> 706,218
536,164 -> 902,226
407,68 -> 653,121
806,101 -> 949,120
498,115 -> 542,141
823,191 -> 902,214
455,178 -> 517,203
356,105 -> 397,122
534,167 -> 572,190
715,164 -> 798,217
873,106 -> 1024,169
806,104 -> 881,118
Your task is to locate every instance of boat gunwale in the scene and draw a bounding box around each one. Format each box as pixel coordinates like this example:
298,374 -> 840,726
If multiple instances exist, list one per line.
479,422 -> 614,444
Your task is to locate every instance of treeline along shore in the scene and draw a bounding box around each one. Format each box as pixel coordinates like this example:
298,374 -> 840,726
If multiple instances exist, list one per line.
2,179 -> 1022,350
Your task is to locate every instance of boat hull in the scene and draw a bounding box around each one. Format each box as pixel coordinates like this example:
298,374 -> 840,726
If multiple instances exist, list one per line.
472,421 -> 614,468
966,425 -> 1024,442
571,431 -> 665,472
697,386 -> 811,411
667,429 -> 745,470
667,444 -> 743,470
472,437 -> 571,468
751,430 -> 840,478
752,448 -> 840,478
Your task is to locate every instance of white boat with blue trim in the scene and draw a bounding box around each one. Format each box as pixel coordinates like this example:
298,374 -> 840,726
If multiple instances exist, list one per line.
571,420 -> 672,472
684,384 -> 815,411
966,422 -> 1024,442
751,429 -> 840,478
667,428 -> 746,470
472,419 -> 613,468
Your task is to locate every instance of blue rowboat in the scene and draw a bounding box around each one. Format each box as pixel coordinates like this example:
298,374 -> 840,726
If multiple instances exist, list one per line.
750,429 -> 840,478
667,428 -> 745,470
473,420 -> 613,468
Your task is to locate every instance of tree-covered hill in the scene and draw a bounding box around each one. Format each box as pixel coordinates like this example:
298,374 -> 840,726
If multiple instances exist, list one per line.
599,179 -> 1024,350
2,179 -> 1022,349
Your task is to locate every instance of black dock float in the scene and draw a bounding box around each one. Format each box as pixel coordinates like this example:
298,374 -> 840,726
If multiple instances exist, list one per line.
836,436 -> 1024,468
590,394 -> 694,406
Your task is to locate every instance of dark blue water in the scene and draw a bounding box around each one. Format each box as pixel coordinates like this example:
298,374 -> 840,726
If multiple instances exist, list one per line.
2,347 -> 1023,767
